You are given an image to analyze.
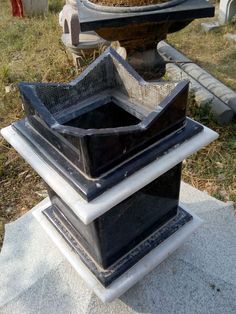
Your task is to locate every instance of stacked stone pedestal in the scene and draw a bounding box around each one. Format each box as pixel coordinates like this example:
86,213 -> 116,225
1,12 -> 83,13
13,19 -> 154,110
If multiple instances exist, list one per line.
0,49 -> 218,301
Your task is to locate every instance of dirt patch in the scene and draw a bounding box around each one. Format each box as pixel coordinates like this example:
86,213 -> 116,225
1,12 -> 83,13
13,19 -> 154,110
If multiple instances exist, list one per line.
90,0 -> 170,7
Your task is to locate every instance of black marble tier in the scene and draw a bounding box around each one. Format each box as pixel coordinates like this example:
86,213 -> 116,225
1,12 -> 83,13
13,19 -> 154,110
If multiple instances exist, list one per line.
18,49 -> 191,179
43,195 -> 192,287
46,163 -> 182,269
17,48 -> 204,188
13,117 -> 203,201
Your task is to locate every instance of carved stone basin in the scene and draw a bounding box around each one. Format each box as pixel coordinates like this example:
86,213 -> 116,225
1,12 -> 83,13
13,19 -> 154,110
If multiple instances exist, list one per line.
77,0 -> 214,46
76,0 -> 214,77
18,48 -> 187,176
15,48 -> 203,200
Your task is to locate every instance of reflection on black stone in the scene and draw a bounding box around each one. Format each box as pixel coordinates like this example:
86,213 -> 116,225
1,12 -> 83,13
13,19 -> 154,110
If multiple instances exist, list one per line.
64,102 -> 140,129
47,163 -> 182,269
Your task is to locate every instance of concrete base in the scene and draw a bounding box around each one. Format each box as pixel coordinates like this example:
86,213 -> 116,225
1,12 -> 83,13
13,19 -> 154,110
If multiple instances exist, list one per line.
201,21 -> 220,32
224,33 -> 236,42
22,0 -> 48,17
0,183 -> 236,312
61,32 -> 109,67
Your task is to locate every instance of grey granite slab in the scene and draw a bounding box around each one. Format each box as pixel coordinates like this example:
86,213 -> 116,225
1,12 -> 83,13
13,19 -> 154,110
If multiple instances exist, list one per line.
1,256 -> 235,314
0,182 -> 235,313
0,199 -> 64,308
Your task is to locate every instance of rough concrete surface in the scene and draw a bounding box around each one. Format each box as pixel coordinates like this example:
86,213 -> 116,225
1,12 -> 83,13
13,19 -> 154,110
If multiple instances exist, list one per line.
224,33 -> 236,43
201,21 -> 220,32
0,182 -> 235,314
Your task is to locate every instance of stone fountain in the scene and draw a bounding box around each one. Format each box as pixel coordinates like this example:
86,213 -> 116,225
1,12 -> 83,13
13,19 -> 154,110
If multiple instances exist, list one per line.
59,0 -> 215,78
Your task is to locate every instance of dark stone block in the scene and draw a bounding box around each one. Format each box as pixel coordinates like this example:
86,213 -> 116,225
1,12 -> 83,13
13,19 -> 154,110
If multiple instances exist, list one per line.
46,163 -> 182,270
12,47 -> 203,290
43,201 -> 192,287
18,49 -> 191,179
76,0 -> 214,59
13,117 -> 203,201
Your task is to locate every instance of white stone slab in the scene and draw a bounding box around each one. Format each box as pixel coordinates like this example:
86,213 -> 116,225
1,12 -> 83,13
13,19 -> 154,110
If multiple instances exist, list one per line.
33,199 -> 202,303
1,124 -> 218,224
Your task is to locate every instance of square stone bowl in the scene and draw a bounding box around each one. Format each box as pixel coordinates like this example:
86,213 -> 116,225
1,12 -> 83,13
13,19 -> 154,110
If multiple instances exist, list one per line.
18,48 -> 188,178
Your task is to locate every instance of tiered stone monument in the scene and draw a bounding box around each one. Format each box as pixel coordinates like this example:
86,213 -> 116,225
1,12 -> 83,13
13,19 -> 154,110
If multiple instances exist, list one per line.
1,48 -> 218,302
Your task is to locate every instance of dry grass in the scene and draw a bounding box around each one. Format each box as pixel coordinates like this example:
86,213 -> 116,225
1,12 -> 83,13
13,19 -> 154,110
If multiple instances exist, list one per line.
168,15 -> 236,202
0,0 -> 235,248
0,0 -> 73,246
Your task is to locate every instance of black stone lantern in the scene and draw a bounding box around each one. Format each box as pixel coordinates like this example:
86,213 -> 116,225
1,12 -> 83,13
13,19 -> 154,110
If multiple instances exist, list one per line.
4,49 -> 217,292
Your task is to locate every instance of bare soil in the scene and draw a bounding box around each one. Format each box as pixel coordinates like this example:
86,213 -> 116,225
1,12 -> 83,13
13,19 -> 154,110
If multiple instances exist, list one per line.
90,0 -> 170,7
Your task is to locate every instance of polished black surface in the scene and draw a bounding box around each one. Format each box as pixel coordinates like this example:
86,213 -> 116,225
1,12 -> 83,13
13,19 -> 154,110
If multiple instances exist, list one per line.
18,48 -> 192,179
13,117 -> 203,201
64,101 -> 141,129
76,0 -> 214,31
43,203 -> 192,287
46,163 -> 182,270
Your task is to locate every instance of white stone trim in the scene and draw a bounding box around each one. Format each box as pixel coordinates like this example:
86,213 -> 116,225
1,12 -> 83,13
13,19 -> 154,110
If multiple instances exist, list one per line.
1,123 -> 218,225
33,198 -> 202,303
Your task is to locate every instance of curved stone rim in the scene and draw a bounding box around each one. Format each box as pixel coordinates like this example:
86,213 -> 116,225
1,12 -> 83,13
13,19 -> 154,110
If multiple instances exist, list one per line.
81,0 -> 187,13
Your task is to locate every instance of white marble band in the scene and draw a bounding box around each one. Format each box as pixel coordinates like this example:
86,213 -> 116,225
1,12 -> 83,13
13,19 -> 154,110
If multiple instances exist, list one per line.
33,198 -> 202,303
1,123 -> 218,224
